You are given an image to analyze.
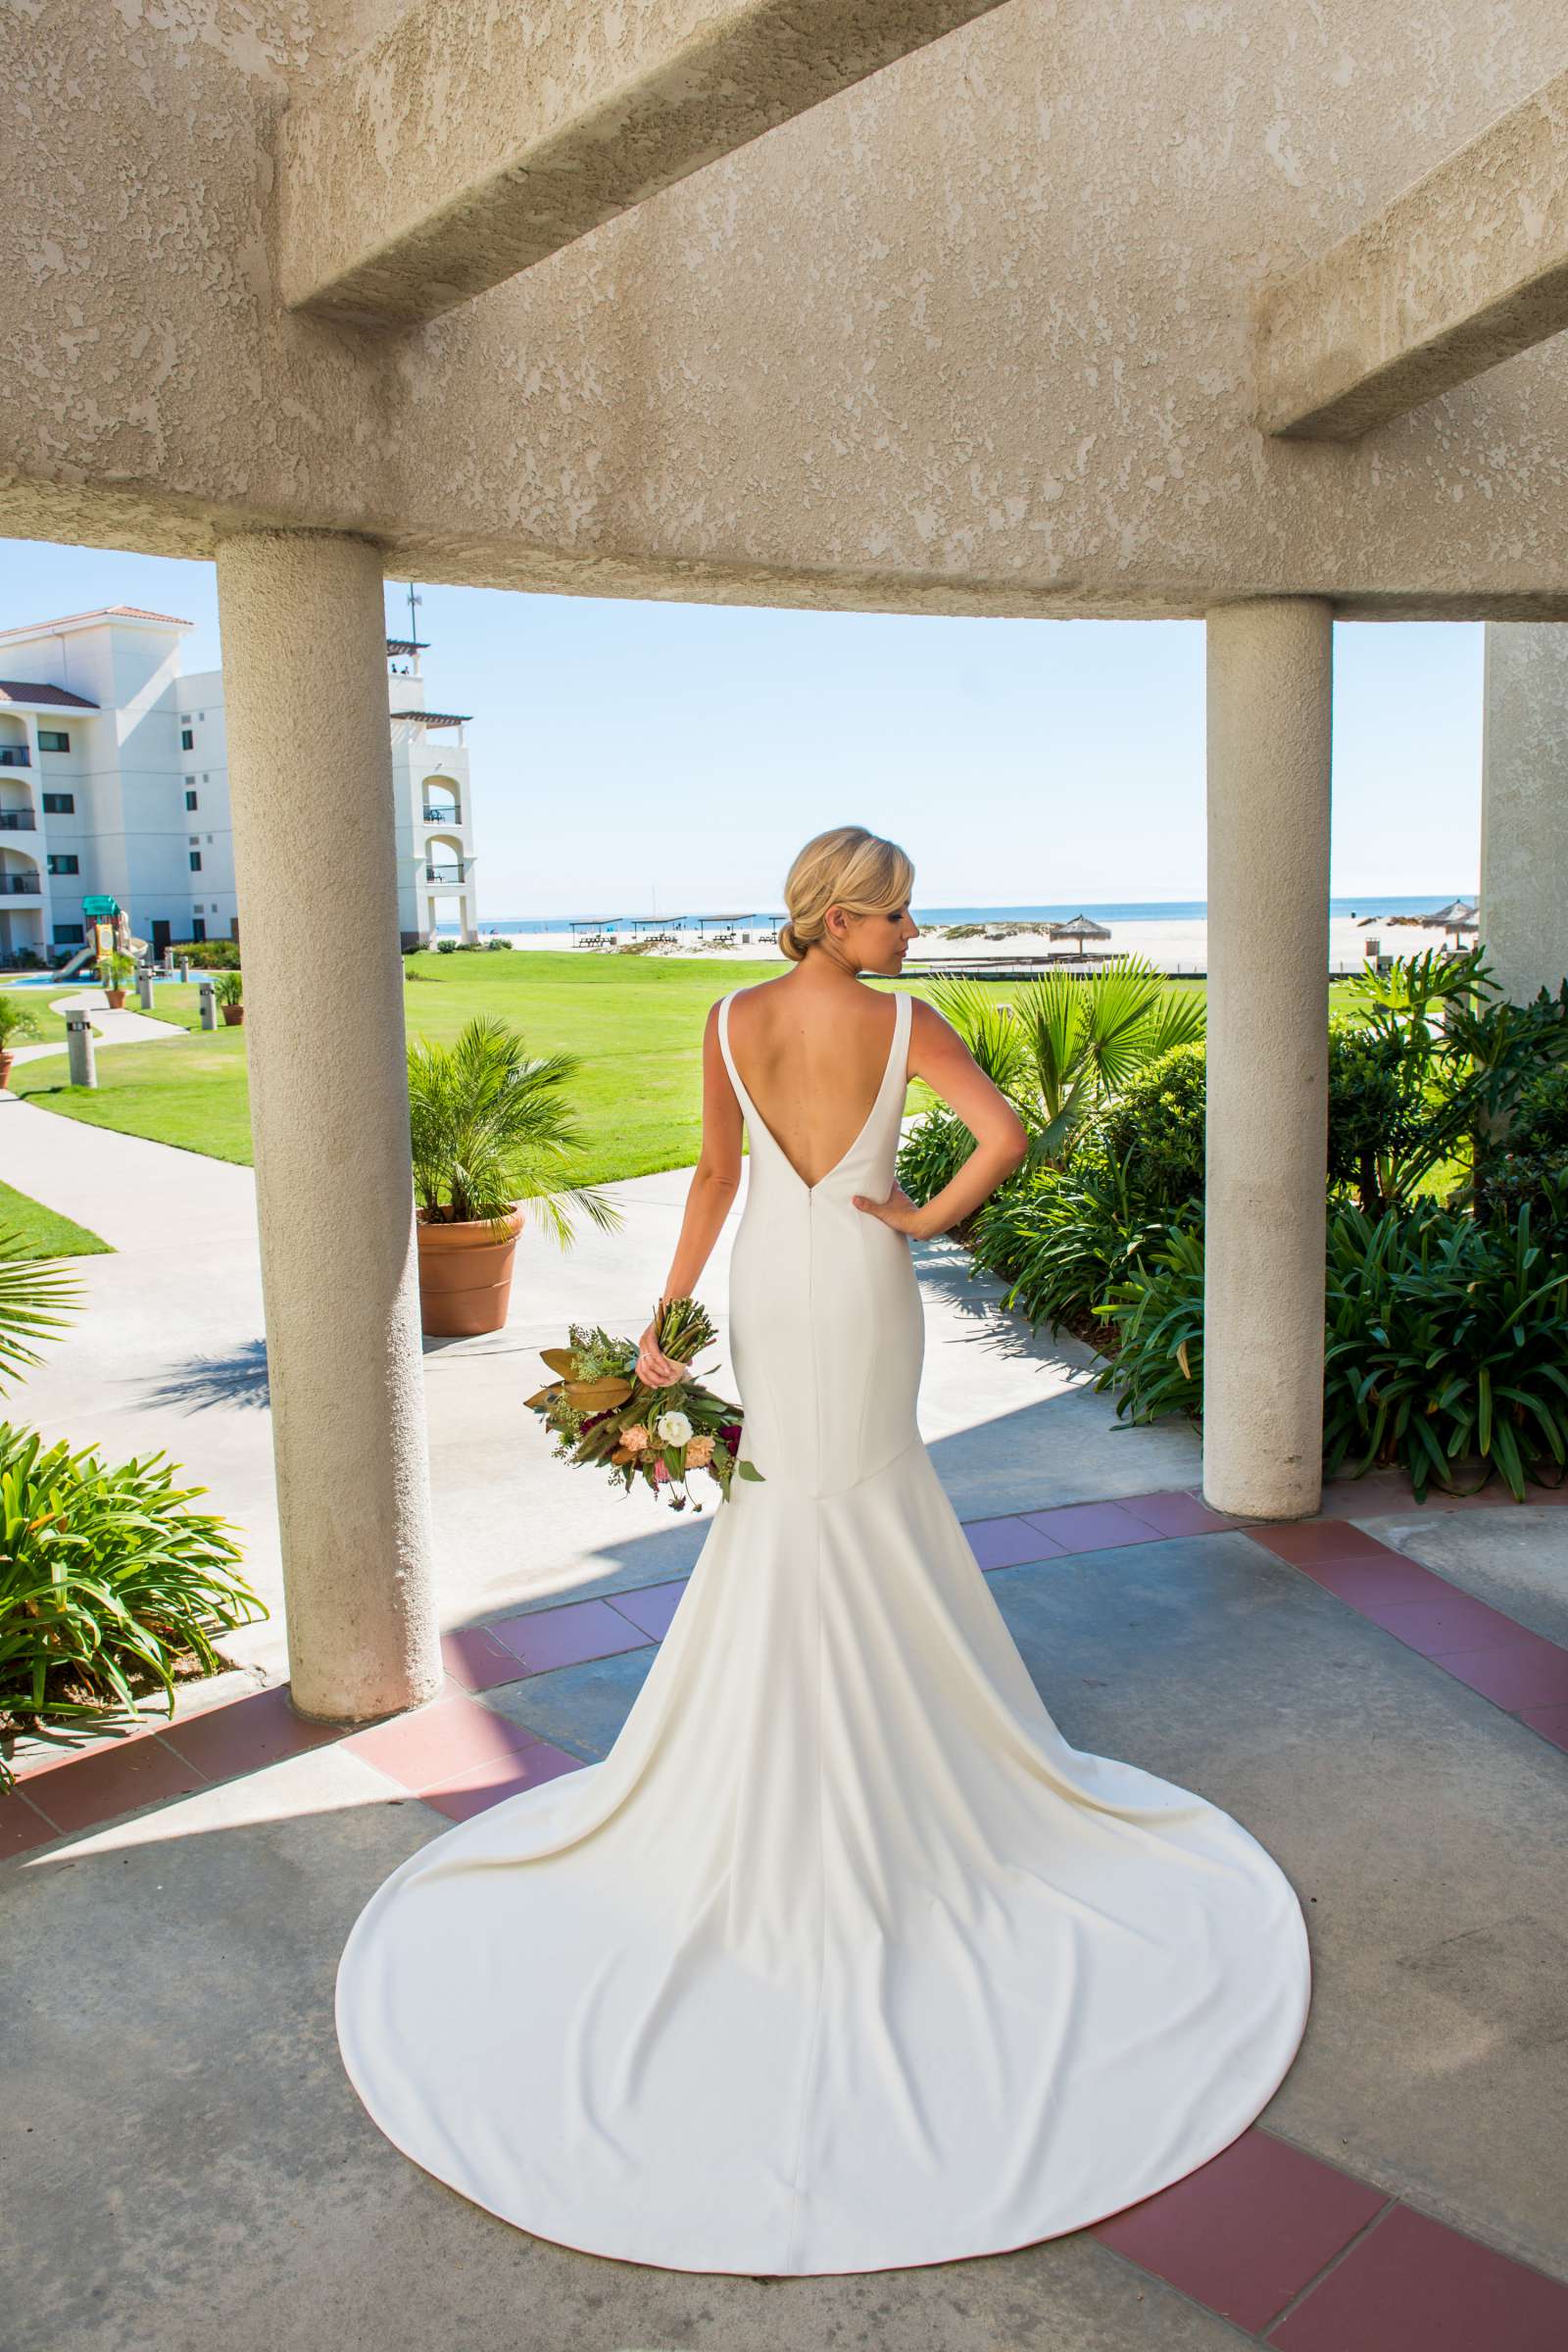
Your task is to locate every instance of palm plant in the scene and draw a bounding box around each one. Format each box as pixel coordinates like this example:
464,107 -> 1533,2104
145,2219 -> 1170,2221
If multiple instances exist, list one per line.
407,1013 -> 624,1246
0,992 -> 40,1055
928,958 -> 1205,1166
0,1227 -> 80,1389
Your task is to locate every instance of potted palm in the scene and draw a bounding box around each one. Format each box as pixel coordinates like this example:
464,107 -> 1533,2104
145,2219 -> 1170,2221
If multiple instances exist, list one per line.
216,971 -> 245,1026
0,991 -> 39,1089
408,1013 -> 623,1337
98,950 -> 134,1010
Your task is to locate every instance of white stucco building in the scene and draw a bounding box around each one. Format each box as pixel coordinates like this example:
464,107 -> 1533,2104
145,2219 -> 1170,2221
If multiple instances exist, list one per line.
0,604 -> 476,964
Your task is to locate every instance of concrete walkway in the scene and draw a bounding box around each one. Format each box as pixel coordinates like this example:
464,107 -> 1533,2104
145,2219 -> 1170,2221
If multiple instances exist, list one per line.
0,1096 -> 1203,1688
3,983 -> 182,1067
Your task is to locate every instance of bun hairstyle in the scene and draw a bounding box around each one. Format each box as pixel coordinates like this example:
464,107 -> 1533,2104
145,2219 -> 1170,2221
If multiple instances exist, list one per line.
776,826 -> 915,963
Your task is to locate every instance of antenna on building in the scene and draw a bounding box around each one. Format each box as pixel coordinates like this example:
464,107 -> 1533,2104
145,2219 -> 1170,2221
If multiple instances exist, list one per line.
405,583 -> 422,673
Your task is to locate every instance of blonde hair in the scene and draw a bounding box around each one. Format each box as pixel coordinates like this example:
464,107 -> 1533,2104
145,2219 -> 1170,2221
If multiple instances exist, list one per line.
776,826 -> 915,963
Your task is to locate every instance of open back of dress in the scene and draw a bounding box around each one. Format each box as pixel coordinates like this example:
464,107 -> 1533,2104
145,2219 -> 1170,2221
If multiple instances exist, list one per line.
335,981 -> 1311,2276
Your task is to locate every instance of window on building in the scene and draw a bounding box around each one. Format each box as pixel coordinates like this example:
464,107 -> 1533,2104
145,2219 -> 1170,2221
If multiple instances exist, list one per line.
52,922 -> 85,946
37,729 -> 71,753
189,851 -> 203,871
185,790 -> 198,810
41,792 -> 74,815
180,728 -> 194,750
46,853 -> 79,875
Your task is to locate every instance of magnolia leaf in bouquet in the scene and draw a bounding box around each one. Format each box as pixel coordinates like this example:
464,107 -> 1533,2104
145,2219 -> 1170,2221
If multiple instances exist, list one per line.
539,1348 -> 579,1376
524,1381 -> 564,1409
565,1376 -> 635,1408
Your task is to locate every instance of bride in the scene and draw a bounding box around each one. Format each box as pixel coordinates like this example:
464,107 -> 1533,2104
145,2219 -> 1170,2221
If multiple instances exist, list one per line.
336,824 -> 1312,2278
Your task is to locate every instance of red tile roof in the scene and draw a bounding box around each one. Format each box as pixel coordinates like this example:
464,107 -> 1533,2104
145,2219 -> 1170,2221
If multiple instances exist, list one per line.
0,603 -> 193,636
0,680 -> 100,710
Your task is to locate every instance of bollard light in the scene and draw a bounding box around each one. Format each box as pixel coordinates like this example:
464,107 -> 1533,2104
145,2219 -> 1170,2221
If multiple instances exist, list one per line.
66,1010 -> 97,1089
198,980 -> 219,1033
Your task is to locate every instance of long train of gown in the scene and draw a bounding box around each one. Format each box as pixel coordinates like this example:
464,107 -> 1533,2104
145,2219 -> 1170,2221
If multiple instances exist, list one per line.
336,984 -> 1312,2276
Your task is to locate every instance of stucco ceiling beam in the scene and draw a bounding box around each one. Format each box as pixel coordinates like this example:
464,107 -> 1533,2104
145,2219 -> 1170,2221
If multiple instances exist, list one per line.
1254,68 -> 1568,441
279,0 -> 1011,329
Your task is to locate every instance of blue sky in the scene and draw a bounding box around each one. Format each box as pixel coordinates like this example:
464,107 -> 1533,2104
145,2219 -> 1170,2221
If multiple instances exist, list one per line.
4,537 -> 1482,918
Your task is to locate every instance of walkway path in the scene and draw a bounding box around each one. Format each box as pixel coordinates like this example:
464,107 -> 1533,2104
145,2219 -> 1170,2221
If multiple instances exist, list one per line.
4,983 -> 182,1066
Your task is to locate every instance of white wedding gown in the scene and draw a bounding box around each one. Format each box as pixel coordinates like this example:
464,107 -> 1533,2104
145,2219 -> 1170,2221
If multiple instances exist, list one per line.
336,984 -> 1312,2276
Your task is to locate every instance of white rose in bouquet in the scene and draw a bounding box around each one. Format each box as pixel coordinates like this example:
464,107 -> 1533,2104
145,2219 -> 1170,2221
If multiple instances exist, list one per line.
656,1408 -> 694,1446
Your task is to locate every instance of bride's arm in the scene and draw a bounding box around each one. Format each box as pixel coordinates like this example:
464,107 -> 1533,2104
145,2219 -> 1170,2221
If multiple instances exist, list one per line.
853,997 -> 1028,1241
636,1003 -> 743,1383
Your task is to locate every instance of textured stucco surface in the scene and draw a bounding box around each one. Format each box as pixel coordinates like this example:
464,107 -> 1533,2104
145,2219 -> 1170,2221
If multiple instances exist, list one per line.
7,3 -> 1568,614
1256,65 -> 1568,441
1203,600 -> 1332,1520
217,527 -> 442,1721
1481,621 -> 1568,1004
281,0 -> 1014,324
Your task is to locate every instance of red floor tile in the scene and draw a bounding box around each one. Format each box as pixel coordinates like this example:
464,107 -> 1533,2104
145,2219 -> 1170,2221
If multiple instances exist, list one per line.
21,1733 -> 211,1835
1117,1491 -> 1243,1539
1091,2129 -> 1386,2332
1349,1590 -> 1533,1658
439,1625 -> 527,1693
489,1597 -> 653,1675
1268,2199 -> 1568,2351
1435,1634 -> 1568,1711
1512,1698 -> 1568,1750
1291,1553 -> 1450,1608
1250,1520 -> 1399,1566
964,1515 -> 1067,1571
160,1684 -> 344,1780
419,1741 -> 585,1821
1017,1500 -> 1164,1553
608,1581 -> 689,1641
0,1788 -> 59,1859
343,1692 -> 542,1792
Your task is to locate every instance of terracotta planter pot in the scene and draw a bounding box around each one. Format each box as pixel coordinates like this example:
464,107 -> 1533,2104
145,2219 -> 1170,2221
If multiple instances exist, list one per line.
416,1206 -> 524,1337
221,1004 -> 245,1025
104,988 -> 127,1009
0,1049 -> 13,1091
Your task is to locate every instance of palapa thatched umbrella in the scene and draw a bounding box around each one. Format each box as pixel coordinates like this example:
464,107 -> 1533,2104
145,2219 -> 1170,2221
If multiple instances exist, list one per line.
1048,911 -> 1113,944
1422,897 -> 1480,942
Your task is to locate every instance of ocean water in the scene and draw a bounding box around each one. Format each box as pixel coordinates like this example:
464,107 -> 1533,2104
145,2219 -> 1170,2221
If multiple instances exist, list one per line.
443,895 -> 1471,936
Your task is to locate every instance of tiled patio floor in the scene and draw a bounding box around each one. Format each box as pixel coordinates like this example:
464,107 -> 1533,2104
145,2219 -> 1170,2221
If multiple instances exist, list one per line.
6,1475 -> 1567,2350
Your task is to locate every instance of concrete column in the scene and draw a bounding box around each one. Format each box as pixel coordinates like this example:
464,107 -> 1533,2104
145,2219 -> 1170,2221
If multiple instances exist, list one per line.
1480,623 -> 1568,1004
1203,599 -> 1333,1519
215,528 -> 441,1723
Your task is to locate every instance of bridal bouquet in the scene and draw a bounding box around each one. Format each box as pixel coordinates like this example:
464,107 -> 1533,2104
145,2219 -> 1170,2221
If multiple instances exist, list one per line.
524,1295 -> 763,1513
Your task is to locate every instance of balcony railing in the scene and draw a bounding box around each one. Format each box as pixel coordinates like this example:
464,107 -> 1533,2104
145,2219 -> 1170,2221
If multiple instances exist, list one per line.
423,861 -> 468,885
422,805 -> 462,824
0,747 -> 31,769
0,872 -> 41,895
0,810 -> 36,830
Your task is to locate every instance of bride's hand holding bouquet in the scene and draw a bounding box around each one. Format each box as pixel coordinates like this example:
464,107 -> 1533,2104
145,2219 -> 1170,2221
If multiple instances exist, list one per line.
525,1294 -> 762,1513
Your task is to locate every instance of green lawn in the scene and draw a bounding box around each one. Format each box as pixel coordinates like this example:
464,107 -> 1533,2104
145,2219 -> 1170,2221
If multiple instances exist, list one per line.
6,951 -> 1312,1182
0,1177 -> 111,1258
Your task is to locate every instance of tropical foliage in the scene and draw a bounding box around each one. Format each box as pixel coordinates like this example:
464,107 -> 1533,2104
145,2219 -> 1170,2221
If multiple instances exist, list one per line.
408,1012 -> 624,1243
898,946 -> 1568,1499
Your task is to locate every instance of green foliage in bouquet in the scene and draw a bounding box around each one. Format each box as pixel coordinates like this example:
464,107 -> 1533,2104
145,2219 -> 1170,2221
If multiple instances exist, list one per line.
524,1296 -> 763,1512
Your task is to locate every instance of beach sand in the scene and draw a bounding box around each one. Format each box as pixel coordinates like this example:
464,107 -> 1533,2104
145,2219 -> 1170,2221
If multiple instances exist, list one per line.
476,914 -> 1468,976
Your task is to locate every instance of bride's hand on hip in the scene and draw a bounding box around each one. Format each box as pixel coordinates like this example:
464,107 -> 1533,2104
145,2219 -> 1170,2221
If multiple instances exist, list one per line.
851,1182 -> 927,1238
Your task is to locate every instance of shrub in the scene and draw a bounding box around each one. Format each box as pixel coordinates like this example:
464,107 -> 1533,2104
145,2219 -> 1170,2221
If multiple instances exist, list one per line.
969,1156 -> 1163,1342
1326,1022 -> 1437,1212
896,1104 -> 989,1218
0,1427 -> 265,1788
1094,1219 -> 1205,1424
1323,1198 -> 1568,1499
214,971 -> 243,1007
0,994 -> 41,1053
168,939 -> 241,969
1085,1042 -> 1206,1216
435,937 -> 459,954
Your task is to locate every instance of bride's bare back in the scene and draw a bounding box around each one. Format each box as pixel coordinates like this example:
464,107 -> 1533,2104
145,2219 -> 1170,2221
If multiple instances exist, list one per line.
722,979 -> 902,1192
